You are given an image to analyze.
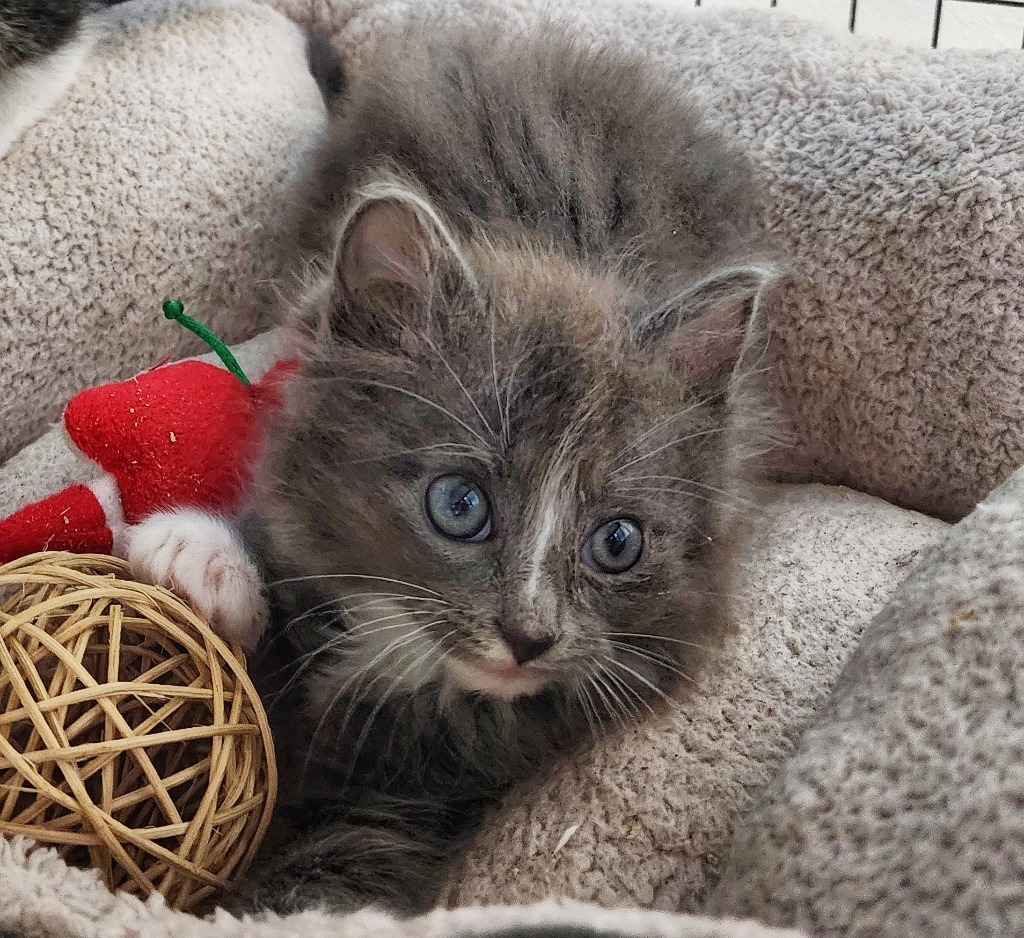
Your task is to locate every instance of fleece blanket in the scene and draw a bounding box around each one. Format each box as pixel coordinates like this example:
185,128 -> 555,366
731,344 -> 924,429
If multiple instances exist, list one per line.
0,0 -> 1021,935
0,834 -> 802,938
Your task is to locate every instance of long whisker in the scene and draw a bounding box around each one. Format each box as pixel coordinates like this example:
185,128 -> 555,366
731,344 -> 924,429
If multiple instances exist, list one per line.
282,592 -> 448,641
610,427 -> 726,476
576,681 -> 604,744
609,395 -> 718,464
604,655 -> 676,706
588,668 -> 631,730
501,349 -> 529,450
489,309 -> 507,451
352,442 -> 490,464
600,661 -> 652,718
613,486 -> 735,512
380,640 -> 459,779
421,332 -> 496,441
268,610 -> 439,699
341,629 -> 456,789
303,623 -> 439,780
603,631 -> 717,652
336,378 -> 492,449
269,573 -> 443,596
608,641 -> 698,686
614,475 -> 759,508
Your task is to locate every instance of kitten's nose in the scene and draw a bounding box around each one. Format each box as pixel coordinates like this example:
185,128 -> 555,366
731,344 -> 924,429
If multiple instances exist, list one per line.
496,620 -> 557,665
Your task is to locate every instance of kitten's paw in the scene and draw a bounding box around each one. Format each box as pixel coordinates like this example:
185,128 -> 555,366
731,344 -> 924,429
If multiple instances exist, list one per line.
125,510 -> 268,649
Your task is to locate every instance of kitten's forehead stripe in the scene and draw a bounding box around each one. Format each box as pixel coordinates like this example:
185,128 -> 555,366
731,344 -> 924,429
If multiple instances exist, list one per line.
524,444 -> 575,602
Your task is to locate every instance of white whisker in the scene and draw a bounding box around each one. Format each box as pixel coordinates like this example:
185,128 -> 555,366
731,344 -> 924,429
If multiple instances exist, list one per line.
608,641 -> 698,686
610,427 -> 726,476
269,573 -> 444,597
352,442 -> 490,464
421,332 -> 496,441
613,486 -> 735,512
603,631 -> 717,653
610,396 -> 713,464
342,629 -> 456,788
600,662 -> 652,718
304,623 -> 440,780
614,475 -> 758,508
604,655 -> 676,706
488,310 -> 507,451
589,668 -> 631,729
343,378 -> 492,449
576,681 -> 604,744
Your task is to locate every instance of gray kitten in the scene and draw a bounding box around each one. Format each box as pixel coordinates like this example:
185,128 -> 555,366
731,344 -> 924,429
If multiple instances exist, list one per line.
127,18 -> 779,917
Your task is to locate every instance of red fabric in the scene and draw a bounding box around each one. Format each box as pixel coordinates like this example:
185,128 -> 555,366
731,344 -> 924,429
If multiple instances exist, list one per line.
64,360 -> 293,524
0,357 -> 297,565
0,484 -> 112,564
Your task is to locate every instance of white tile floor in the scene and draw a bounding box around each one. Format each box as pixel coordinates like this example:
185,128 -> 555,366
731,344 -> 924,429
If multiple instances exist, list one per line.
660,0 -> 1024,49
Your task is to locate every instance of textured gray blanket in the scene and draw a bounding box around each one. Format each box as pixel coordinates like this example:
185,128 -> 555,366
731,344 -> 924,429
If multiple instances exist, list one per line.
710,467 -> 1024,936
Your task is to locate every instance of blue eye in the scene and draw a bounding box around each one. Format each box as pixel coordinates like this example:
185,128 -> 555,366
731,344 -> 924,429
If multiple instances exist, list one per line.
426,475 -> 492,542
585,519 -> 643,574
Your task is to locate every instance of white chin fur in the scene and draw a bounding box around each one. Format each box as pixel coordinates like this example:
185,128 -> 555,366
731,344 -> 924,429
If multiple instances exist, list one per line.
0,35 -> 93,159
445,657 -> 550,700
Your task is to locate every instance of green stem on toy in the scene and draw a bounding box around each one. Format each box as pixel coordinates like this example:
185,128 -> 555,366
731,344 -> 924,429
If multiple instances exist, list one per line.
162,299 -> 251,386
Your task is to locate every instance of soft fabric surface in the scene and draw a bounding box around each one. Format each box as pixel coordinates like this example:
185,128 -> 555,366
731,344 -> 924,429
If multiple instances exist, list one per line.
0,839 -> 801,938
0,0 -> 325,465
266,0 -> 1024,522
708,465 -> 1024,936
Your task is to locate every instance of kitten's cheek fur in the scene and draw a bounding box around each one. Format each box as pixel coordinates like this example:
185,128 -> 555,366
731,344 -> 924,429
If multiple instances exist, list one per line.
124,509 -> 269,650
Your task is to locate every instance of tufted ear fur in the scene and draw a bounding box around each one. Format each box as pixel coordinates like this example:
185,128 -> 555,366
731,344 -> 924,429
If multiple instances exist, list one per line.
341,199 -> 432,294
335,178 -> 474,295
321,179 -> 477,349
635,261 -> 781,383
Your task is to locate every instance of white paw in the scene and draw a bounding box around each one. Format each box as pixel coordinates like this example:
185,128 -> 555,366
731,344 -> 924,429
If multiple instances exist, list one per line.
125,510 -> 269,649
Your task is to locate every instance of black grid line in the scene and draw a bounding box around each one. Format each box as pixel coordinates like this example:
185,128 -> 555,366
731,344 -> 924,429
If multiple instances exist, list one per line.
691,0 -> 1024,50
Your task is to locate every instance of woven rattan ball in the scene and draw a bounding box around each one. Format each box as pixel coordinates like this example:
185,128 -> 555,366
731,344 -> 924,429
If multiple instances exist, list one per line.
0,551 -> 277,913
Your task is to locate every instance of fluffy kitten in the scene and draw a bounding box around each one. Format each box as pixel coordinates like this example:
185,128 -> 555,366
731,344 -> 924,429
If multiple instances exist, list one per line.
0,1 -> 122,157
127,22 -> 779,915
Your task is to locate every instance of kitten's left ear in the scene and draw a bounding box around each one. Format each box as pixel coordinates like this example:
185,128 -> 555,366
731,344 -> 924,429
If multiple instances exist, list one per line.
635,262 -> 782,382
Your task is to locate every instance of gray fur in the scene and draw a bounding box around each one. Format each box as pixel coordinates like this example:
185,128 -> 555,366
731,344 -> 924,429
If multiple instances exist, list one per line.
236,21 -> 780,916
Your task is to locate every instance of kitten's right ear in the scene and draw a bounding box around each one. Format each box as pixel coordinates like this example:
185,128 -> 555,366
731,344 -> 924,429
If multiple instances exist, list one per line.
340,199 -> 432,295
324,182 -> 473,347
335,180 -> 472,297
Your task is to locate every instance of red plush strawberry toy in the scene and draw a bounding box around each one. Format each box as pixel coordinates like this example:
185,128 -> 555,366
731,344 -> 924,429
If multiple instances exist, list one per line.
0,301 -> 295,565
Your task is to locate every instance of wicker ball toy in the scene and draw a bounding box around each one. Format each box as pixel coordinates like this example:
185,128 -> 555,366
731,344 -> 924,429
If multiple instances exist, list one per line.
0,551 -> 277,913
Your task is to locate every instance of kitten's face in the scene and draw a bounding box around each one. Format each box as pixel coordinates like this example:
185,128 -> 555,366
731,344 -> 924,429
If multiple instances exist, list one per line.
261,198 -> 763,709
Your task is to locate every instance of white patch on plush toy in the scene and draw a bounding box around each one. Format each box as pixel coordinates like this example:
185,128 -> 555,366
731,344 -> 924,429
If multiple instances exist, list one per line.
88,474 -> 126,550
0,36 -> 92,158
126,508 -> 269,649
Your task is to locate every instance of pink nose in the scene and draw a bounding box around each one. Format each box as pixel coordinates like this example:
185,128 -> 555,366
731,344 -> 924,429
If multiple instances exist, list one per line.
496,620 -> 557,664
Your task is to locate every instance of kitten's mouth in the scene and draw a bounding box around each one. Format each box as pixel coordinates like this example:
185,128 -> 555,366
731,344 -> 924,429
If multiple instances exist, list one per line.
445,655 -> 550,700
